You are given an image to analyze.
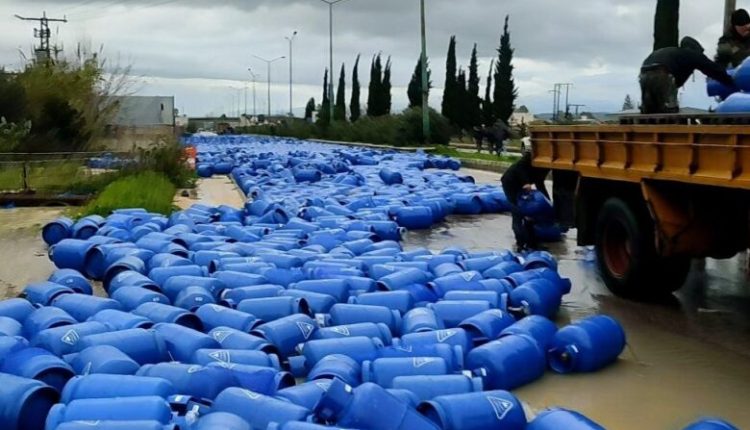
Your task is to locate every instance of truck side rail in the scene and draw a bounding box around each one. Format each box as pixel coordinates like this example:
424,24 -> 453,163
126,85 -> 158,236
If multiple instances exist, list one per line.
530,125 -> 750,190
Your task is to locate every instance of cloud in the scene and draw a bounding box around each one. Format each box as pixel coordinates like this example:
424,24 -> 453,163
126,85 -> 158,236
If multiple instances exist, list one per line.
0,0 -> 742,115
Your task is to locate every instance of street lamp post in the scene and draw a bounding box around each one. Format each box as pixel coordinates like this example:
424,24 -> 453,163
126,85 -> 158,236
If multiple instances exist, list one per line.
318,0 -> 351,120
248,68 -> 259,117
420,0 -> 430,143
253,55 -> 286,118
285,31 -> 298,117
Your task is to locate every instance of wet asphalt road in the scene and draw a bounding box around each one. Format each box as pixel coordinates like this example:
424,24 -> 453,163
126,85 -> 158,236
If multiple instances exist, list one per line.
1,169 -> 749,428
406,168 -> 750,429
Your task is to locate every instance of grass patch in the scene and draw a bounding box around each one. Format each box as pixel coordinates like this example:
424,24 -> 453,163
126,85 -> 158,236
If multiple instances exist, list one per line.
79,171 -> 176,217
0,161 -> 126,195
429,145 -> 521,164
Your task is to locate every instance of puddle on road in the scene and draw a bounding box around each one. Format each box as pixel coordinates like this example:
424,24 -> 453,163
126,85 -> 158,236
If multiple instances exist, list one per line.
405,208 -> 750,429
0,207 -> 61,298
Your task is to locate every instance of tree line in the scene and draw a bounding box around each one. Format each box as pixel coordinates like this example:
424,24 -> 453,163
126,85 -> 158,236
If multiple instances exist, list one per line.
306,14 -> 518,136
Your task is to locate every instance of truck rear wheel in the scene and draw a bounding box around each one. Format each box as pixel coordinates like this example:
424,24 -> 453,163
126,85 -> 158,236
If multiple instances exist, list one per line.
595,197 -> 690,298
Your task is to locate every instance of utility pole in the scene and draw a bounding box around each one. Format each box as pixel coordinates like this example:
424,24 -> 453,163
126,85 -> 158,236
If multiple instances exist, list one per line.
420,0 -> 430,143
549,87 -> 561,122
725,0 -> 737,34
318,0 -> 352,121
569,104 -> 586,118
253,55 -> 286,118
285,31 -> 298,117
559,83 -> 573,119
248,68 -> 259,117
15,12 -> 68,63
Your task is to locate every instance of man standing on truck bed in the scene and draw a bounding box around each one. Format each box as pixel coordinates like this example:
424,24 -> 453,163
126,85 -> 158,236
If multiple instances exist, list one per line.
501,150 -> 550,252
640,36 -> 736,114
716,9 -> 750,68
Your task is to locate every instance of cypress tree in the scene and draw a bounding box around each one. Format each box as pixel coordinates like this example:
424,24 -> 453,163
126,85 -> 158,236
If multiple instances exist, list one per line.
408,56 -> 432,108
654,0 -> 679,50
367,54 -> 383,117
318,69 -> 331,125
482,60 -> 496,126
442,36 -> 457,124
493,15 -> 518,124
456,68 -> 469,131
304,97 -> 315,121
467,44 -> 482,128
382,57 -> 392,115
334,63 -> 347,121
350,55 -> 361,122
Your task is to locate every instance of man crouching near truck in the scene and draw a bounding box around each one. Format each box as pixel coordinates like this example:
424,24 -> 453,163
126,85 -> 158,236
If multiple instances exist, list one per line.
501,149 -> 550,252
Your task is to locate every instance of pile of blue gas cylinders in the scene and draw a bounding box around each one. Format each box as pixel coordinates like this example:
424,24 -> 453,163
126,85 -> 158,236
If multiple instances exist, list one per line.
707,57 -> 750,113
0,136 -> 736,430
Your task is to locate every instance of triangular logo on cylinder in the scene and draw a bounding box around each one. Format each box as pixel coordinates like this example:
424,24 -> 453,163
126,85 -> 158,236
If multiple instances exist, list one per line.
487,397 -> 514,420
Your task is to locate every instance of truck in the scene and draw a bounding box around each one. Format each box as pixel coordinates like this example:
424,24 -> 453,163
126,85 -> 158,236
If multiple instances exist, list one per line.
529,115 -> 750,298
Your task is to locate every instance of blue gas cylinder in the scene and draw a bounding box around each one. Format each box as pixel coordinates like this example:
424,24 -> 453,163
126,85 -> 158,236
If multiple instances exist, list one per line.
328,304 -> 402,335
312,323 -> 393,345
418,390 -> 526,430
527,408 -> 606,430
252,314 -> 318,358
716,92 -> 750,113
390,374 -> 483,403
196,304 -> 262,333
466,334 -> 546,390
76,328 -> 170,365
152,323 -> 219,362
137,363 -> 236,400
308,354 -> 362,387
0,372 -> 59,430
31,321 -> 110,356
45,396 -> 173,429
68,345 -> 141,375
60,374 -> 176,403
192,412 -> 251,430
682,418 -> 740,430
548,315 -> 626,373
0,347 -> 75,392
313,379 -> 439,430
212,388 -> 311,430
276,380 -> 333,410
362,357 -> 452,388
289,337 -> 385,377
499,315 -> 558,350
458,309 -> 516,345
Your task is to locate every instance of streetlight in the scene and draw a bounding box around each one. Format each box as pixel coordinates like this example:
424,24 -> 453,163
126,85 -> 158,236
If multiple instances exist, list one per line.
248,68 -> 260,117
285,31 -> 298,117
419,0 -> 429,143
318,0 -> 352,120
253,55 -> 286,117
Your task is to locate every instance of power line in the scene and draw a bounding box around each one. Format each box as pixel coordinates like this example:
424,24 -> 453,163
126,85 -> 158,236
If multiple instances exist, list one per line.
74,0 -> 181,21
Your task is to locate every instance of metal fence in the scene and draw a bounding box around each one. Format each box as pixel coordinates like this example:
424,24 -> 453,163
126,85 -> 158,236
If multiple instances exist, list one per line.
0,152 -> 134,194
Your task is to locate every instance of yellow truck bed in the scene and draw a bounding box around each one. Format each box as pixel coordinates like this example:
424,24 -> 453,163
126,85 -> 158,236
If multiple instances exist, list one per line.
530,125 -> 750,190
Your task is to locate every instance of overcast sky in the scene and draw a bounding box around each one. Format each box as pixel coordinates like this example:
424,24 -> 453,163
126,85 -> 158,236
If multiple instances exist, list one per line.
0,0 -> 740,117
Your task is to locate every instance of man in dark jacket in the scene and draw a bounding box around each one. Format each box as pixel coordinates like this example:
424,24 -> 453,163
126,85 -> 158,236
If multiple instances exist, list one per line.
717,9 -> 750,68
640,37 -> 736,114
501,151 -> 550,251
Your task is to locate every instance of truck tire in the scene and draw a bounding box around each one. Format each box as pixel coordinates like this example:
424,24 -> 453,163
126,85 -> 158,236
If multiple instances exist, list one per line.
595,197 -> 689,298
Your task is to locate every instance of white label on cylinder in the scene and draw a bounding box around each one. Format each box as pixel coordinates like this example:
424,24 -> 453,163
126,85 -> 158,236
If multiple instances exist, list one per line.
437,330 -> 457,343
487,397 -> 514,420
330,326 -> 351,336
61,330 -> 80,345
413,357 -> 436,368
297,322 -> 315,339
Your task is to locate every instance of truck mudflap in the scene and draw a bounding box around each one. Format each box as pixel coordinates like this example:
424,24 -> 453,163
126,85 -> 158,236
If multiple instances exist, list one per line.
641,180 -> 749,259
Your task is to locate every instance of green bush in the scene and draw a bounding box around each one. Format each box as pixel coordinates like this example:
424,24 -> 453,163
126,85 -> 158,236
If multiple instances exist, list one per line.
132,137 -> 195,188
246,109 -> 452,147
81,171 -> 176,216
398,108 -> 452,146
